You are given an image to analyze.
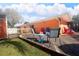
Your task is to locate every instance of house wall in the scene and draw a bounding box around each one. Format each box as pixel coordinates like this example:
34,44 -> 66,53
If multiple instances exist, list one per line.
32,14 -> 71,34
19,24 -> 32,35
18,14 -> 71,35
33,18 -> 59,33
0,17 -> 7,39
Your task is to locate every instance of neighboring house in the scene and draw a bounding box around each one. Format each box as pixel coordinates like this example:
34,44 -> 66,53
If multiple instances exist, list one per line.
32,17 -> 59,33
31,14 -> 72,35
15,22 -> 32,36
15,14 -> 72,35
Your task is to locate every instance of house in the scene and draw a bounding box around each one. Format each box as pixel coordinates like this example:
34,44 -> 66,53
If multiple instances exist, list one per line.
15,14 -> 72,35
31,14 -> 72,35
15,22 -> 32,36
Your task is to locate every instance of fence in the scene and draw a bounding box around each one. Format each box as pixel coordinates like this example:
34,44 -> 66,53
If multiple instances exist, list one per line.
7,28 -> 18,34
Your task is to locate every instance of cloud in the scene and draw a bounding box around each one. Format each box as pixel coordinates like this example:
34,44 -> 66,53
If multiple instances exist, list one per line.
21,14 -> 46,23
5,3 -> 74,22
46,4 -> 64,16
20,4 -> 35,13
0,3 -> 78,16
35,4 -> 47,16
73,5 -> 79,15
27,16 -> 46,22
20,4 -> 47,16
0,3 -> 79,23
20,3 -> 70,17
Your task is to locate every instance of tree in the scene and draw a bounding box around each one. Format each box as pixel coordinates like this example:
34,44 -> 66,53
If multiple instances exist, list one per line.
71,14 -> 79,32
72,14 -> 79,22
4,8 -> 22,27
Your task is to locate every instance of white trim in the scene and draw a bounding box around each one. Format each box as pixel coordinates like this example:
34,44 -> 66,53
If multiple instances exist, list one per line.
6,16 -> 8,38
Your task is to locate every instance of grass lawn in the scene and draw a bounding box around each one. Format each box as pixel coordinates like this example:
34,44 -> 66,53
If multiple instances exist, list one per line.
0,38 -> 48,56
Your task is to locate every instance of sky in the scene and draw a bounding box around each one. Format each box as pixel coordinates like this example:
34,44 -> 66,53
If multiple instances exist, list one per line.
0,3 -> 79,23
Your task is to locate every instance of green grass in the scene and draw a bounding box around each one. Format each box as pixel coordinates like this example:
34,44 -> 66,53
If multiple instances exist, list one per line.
0,38 -> 48,56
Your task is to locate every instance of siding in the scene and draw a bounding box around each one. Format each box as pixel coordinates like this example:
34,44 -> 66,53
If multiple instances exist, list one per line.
33,18 -> 59,33
32,14 -> 71,33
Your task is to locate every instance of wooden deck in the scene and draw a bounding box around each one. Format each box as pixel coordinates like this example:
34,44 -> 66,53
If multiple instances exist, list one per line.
19,35 -> 66,56
19,33 -> 79,56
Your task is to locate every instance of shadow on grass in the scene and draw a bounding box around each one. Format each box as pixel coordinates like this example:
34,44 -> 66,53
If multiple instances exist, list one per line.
0,39 -> 28,55
59,44 -> 79,56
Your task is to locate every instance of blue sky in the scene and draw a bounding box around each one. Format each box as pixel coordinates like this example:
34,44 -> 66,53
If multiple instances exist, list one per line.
37,3 -> 79,8
64,3 -> 79,8
0,3 -> 79,23
0,3 -> 78,8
